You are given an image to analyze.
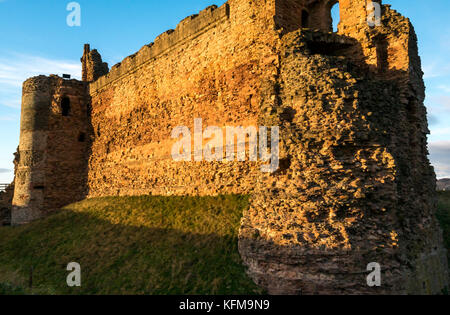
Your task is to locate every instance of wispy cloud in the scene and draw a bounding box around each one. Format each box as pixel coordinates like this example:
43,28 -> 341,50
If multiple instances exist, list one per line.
0,52 -> 81,109
433,162 -> 450,179
423,62 -> 450,79
0,168 -> 11,174
425,94 -> 450,125
430,95 -> 450,111
430,127 -> 450,138
429,140 -> 450,179
438,85 -> 450,93
0,113 -> 19,121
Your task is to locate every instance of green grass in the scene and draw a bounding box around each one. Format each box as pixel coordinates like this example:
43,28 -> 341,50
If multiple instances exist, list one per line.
0,195 -> 262,295
2,192 -> 449,295
437,191 -> 450,265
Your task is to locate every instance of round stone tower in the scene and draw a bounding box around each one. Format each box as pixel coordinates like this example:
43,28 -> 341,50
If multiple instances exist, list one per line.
12,76 -> 53,224
239,0 -> 449,295
12,75 -> 90,225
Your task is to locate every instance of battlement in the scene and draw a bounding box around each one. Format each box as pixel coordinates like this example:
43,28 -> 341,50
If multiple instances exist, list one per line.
89,0 -> 395,94
90,3 -> 230,94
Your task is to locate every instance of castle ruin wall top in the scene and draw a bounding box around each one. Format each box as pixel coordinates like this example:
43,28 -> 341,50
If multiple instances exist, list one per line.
89,4 -> 230,94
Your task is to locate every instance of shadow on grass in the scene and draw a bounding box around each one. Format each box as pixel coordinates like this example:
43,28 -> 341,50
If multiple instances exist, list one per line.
0,195 -> 262,295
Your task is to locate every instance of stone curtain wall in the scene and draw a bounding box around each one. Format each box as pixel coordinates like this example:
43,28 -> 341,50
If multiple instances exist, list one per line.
85,0 -> 448,294
86,1 -> 281,197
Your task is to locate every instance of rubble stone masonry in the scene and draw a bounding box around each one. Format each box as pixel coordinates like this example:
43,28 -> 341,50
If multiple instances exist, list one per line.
12,0 -> 449,294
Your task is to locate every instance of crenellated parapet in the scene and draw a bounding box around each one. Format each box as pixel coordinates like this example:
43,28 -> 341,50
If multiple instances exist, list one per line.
89,4 -> 230,94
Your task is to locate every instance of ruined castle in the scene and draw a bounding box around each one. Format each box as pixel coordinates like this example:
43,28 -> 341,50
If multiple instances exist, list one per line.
11,0 -> 449,294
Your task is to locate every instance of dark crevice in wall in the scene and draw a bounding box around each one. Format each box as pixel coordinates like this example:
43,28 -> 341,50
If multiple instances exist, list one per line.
61,97 -> 71,116
306,40 -> 354,56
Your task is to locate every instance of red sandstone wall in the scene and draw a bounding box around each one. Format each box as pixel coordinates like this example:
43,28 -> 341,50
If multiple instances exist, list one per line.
45,79 -> 90,211
87,1 -> 280,197
238,1 -> 449,294
12,76 -> 89,224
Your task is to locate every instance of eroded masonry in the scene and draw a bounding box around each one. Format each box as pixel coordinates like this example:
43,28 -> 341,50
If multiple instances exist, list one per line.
11,0 -> 449,294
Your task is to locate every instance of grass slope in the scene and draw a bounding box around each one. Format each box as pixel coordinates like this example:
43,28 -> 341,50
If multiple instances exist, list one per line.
0,195 -> 262,295
2,192 -> 450,295
437,191 -> 450,265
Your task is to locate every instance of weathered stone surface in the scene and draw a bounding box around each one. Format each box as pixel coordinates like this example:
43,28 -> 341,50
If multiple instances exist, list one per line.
239,1 -> 448,295
11,0 -> 449,294
81,44 -> 109,82
0,148 -> 18,225
12,76 -> 90,224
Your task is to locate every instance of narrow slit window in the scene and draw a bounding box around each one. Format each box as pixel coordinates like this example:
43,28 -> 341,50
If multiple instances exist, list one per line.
78,132 -> 86,142
61,97 -> 71,116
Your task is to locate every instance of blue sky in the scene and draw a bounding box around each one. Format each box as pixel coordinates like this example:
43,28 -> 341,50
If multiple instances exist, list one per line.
0,0 -> 449,183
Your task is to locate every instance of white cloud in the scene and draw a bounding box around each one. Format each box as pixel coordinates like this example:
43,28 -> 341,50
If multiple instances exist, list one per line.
430,127 -> 450,138
0,52 -> 81,109
438,85 -> 450,94
0,172 -> 14,184
425,94 -> 450,126
0,113 -> 18,121
433,162 -> 450,179
429,141 -> 450,179
430,140 -> 450,150
0,168 -> 11,173
423,62 -> 450,79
